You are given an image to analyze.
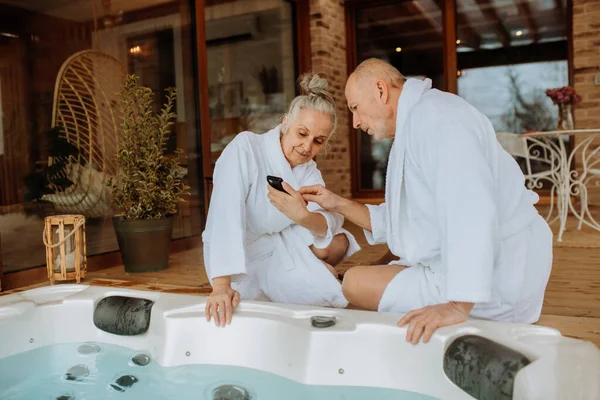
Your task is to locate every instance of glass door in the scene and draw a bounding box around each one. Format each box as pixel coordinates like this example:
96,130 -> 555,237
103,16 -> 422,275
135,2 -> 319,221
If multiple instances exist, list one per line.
346,0 -> 570,198
203,0 -> 299,173
0,0 -> 205,284
350,0 -> 446,197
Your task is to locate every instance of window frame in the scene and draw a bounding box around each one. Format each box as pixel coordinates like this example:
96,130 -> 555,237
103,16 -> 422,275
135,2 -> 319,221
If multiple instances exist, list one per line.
344,0 -> 574,200
0,0 -> 311,291
195,0 -> 311,216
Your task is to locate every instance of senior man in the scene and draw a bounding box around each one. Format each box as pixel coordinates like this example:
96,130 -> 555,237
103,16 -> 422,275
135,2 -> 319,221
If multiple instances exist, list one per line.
300,58 -> 553,344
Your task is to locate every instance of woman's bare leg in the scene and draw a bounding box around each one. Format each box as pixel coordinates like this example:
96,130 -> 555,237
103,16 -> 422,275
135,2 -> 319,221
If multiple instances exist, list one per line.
342,264 -> 407,311
310,233 -> 349,266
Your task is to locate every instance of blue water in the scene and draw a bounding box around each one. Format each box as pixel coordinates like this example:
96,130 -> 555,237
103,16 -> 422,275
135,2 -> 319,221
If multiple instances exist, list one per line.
0,342 -> 438,400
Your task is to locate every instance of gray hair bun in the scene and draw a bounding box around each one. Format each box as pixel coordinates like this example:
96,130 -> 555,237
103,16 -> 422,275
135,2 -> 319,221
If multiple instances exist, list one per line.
283,72 -> 337,137
298,73 -> 334,103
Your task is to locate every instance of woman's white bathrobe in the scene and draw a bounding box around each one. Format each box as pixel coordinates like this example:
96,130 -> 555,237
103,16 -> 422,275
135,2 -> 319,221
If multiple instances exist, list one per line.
369,78 -> 553,323
202,125 -> 360,308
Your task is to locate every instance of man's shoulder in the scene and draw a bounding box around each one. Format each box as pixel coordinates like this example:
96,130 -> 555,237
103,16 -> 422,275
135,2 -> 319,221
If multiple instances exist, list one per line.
408,89 -> 485,133
413,89 -> 472,117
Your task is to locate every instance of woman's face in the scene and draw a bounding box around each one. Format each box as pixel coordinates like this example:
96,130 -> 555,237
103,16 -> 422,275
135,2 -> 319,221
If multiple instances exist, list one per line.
281,108 -> 332,168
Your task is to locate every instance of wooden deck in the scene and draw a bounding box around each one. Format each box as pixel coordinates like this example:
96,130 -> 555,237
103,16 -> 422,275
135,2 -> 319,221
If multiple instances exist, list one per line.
3,212 -> 600,348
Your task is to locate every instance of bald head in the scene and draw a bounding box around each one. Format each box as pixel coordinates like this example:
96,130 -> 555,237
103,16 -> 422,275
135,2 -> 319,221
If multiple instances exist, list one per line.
349,58 -> 406,90
345,58 -> 405,141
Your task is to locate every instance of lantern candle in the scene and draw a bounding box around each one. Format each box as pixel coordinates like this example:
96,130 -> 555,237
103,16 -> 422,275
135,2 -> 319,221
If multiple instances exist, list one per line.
43,215 -> 87,284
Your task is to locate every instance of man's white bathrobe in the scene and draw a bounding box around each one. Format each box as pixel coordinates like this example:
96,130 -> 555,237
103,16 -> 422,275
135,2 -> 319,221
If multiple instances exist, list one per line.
367,78 -> 553,323
202,125 -> 360,308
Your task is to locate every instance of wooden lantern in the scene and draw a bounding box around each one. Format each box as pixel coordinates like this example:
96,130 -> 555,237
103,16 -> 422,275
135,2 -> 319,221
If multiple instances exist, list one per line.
43,214 -> 87,284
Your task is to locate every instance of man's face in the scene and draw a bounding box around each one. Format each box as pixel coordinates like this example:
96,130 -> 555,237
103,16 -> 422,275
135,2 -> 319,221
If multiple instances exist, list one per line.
345,75 -> 395,141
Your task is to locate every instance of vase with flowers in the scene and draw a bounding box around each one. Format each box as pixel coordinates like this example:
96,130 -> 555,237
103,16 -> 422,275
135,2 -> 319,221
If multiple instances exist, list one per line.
545,86 -> 582,131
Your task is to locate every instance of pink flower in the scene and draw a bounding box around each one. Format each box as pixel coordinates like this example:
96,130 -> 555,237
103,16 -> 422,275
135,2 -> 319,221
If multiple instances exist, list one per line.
545,86 -> 581,105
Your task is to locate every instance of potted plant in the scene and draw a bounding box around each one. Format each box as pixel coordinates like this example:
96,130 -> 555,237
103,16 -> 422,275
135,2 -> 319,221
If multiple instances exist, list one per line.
257,65 -> 282,111
109,74 -> 189,273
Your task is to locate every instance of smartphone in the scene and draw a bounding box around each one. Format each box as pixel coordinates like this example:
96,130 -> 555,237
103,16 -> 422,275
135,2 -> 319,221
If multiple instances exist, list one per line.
267,175 -> 288,194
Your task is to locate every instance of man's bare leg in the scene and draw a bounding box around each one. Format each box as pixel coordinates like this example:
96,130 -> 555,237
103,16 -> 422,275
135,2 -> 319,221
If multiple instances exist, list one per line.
310,233 -> 349,266
342,265 -> 407,310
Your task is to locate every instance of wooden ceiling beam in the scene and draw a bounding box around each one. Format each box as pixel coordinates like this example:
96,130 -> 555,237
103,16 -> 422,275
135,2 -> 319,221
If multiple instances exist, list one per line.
514,0 -> 539,42
356,27 -> 478,51
474,0 -> 511,47
554,0 -> 566,24
455,15 -> 482,49
431,0 -> 481,49
410,0 -> 443,33
356,0 -> 443,56
357,0 -> 443,33
358,34 -> 444,53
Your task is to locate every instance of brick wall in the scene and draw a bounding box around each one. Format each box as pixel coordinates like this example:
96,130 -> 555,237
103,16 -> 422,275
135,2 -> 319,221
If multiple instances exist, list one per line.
309,0 -> 352,197
573,0 -> 600,129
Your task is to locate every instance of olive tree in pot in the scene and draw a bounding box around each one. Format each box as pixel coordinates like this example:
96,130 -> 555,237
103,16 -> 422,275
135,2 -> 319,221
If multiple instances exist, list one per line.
109,74 -> 189,273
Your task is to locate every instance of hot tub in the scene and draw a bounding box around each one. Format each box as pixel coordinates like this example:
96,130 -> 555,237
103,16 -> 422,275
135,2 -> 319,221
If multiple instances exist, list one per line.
0,285 -> 598,399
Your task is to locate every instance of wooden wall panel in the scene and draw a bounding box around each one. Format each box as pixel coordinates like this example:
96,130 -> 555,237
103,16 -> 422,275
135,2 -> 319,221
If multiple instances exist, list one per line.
0,4 -> 92,207
0,41 -> 30,207
443,0 -> 457,94
193,0 -> 214,219
0,233 -> 3,292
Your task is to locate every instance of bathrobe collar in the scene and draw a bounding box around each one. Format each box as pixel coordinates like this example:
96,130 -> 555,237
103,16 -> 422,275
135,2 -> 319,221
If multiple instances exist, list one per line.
394,77 -> 433,139
384,77 -> 433,257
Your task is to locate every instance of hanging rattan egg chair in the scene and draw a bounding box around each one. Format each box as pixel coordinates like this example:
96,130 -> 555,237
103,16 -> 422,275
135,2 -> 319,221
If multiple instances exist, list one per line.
42,49 -> 126,218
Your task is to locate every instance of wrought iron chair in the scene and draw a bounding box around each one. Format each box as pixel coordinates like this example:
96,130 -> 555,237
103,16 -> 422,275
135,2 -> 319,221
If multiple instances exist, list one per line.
496,131 -> 563,223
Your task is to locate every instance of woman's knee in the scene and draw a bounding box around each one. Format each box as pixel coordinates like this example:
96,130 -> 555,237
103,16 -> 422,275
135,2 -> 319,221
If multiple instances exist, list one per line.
311,234 -> 349,266
327,234 -> 350,265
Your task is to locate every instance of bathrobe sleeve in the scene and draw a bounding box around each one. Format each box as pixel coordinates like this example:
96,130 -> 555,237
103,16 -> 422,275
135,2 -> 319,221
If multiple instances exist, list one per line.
204,135 -> 256,281
413,105 -> 499,303
363,203 -> 388,245
302,165 -> 345,249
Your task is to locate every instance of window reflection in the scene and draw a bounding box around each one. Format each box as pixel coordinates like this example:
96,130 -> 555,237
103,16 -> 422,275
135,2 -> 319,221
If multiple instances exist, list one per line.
0,0 -> 202,273
456,0 -> 569,133
205,0 -> 296,169
354,1 -> 445,191
456,0 -> 568,187
458,62 -> 568,133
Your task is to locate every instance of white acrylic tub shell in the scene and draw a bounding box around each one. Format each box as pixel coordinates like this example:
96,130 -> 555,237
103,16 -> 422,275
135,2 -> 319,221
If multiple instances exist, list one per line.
0,285 -> 598,400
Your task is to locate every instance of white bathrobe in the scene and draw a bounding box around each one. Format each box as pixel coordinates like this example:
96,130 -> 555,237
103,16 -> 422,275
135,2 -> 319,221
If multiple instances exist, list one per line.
368,78 -> 553,323
202,125 -> 360,308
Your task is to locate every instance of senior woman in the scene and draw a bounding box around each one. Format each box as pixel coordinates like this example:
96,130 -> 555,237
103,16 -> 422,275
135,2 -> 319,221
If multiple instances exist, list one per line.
202,73 -> 361,327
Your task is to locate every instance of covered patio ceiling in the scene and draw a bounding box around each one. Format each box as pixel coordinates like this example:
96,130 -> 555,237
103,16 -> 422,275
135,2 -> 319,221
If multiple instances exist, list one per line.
355,0 -> 568,61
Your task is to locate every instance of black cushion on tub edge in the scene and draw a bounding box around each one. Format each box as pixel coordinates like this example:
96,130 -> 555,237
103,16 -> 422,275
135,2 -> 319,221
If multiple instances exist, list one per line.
93,296 -> 155,336
443,334 -> 531,400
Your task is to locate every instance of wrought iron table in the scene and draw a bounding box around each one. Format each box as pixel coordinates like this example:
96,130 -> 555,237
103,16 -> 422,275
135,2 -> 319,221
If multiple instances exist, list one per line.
522,129 -> 600,241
